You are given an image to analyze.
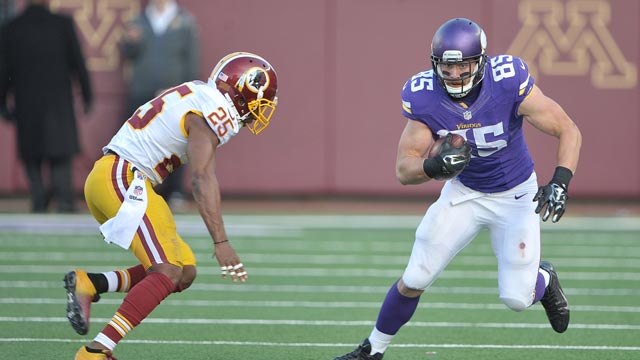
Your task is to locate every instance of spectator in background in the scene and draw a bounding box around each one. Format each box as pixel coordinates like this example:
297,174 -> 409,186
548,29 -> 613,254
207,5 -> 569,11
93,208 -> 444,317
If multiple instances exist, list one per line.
0,0 -> 15,25
119,0 -> 199,210
0,0 -> 93,213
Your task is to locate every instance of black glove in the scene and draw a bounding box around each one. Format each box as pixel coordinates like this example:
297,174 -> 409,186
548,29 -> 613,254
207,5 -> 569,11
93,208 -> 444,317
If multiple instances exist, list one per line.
423,134 -> 472,181
534,166 -> 573,222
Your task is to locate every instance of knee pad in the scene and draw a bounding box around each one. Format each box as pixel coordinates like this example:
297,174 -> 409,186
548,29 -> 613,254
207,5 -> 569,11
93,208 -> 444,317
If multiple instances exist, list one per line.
500,296 -> 528,312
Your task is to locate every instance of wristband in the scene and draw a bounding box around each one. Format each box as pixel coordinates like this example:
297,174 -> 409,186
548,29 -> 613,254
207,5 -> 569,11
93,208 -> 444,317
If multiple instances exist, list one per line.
422,157 -> 444,179
214,239 -> 228,245
550,166 -> 573,189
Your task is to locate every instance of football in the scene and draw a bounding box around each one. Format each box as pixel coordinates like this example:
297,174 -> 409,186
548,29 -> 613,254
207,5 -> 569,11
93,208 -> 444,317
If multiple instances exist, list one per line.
428,133 -> 466,158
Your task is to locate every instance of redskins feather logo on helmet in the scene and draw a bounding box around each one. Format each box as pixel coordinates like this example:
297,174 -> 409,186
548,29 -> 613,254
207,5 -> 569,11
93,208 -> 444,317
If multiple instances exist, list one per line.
209,52 -> 278,134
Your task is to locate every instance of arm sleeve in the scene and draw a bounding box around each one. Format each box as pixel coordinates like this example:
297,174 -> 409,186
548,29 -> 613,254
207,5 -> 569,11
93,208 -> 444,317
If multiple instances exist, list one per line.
513,56 -> 535,105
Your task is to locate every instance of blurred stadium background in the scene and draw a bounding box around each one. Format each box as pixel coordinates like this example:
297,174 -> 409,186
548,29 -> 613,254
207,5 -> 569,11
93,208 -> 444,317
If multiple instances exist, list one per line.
0,0 -> 638,209
1,1 -> 639,359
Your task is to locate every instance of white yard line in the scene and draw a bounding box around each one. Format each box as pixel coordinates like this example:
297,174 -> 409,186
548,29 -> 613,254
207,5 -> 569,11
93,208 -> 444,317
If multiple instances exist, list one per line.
2,297 -> 640,313
1,316 -> 640,331
2,280 -> 640,296
1,337 -> 639,351
0,214 -> 639,234
2,264 -> 640,280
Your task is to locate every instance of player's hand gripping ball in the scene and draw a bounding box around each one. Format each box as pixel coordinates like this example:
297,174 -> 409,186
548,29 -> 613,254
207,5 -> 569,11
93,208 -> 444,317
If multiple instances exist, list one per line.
428,133 -> 467,157
426,133 -> 471,180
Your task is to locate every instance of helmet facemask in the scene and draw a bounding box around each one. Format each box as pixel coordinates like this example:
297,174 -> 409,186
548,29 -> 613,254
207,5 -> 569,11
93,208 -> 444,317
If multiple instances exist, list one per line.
245,96 -> 278,134
432,51 -> 487,98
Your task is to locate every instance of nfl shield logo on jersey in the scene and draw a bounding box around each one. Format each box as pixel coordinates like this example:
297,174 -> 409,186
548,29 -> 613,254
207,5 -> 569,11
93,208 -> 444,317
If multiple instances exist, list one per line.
463,110 -> 472,120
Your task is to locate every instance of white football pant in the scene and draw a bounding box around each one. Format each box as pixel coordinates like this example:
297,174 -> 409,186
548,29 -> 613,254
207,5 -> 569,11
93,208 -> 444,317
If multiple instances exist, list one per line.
402,172 -> 541,311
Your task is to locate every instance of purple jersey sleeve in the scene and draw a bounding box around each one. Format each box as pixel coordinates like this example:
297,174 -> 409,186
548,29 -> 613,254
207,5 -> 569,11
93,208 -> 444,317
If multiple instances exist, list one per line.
400,55 -> 536,192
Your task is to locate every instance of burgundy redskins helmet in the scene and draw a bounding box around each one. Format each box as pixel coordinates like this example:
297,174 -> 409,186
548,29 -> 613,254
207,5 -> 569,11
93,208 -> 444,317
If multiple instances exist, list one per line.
209,52 -> 278,134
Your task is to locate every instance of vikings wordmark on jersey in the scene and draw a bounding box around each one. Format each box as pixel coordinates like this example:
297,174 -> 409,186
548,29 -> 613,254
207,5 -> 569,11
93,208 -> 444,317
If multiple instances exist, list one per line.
401,55 -> 535,192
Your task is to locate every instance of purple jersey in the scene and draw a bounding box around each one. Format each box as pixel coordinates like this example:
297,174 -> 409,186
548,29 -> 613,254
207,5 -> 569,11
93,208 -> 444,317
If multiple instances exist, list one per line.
401,55 -> 535,193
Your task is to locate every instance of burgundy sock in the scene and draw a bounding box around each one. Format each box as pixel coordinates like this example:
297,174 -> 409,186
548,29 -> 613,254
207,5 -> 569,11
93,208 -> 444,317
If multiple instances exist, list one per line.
101,271 -> 175,345
125,264 -> 147,290
375,280 -> 420,335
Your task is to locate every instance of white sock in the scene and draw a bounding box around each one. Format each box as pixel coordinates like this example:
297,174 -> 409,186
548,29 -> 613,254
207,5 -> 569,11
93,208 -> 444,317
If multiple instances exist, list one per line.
368,327 -> 394,355
102,271 -> 120,292
539,268 -> 551,287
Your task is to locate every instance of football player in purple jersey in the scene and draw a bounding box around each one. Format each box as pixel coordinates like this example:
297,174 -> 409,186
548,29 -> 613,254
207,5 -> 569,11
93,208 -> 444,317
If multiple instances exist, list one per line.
332,18 -> 581,360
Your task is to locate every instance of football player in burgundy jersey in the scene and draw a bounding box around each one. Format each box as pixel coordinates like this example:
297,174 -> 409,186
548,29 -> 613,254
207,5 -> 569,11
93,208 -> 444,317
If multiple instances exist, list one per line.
65,52 -> 278,360
333,18 -> 581,360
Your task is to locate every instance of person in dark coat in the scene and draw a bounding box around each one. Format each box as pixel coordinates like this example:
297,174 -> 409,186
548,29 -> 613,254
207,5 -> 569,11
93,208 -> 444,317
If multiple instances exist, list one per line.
0,0 -> 93,213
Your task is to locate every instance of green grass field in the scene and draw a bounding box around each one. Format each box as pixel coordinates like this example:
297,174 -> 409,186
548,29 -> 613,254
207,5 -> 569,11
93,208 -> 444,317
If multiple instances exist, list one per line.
0,213 -> 638,359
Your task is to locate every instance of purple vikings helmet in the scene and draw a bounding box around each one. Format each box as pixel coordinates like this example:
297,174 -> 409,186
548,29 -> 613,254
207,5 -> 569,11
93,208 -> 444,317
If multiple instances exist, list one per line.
431,18 -> 488,98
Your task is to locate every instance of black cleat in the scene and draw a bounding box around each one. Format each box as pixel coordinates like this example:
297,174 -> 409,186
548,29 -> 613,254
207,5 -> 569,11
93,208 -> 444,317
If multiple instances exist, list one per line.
540,261 -> 570,333
332,339 -> 383,360
63,269 -> 100,335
